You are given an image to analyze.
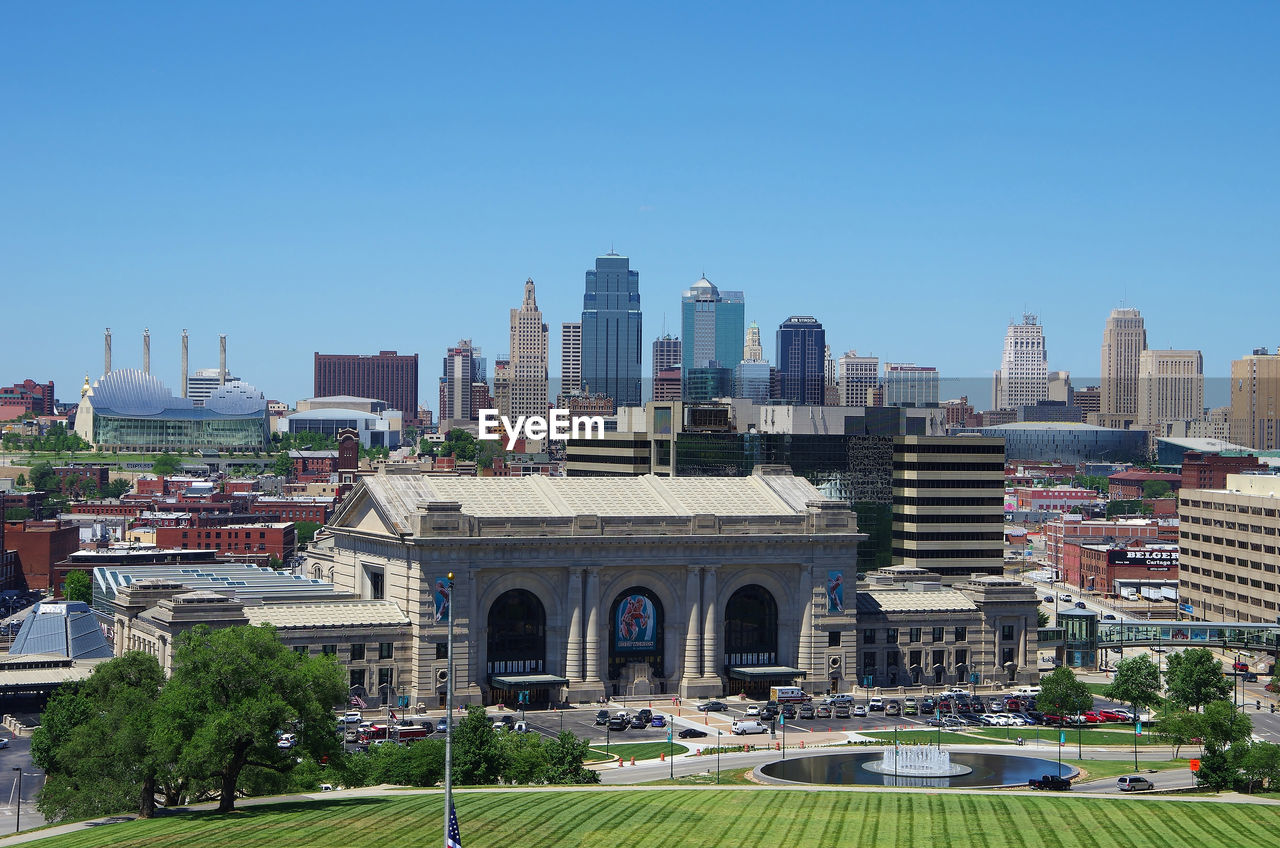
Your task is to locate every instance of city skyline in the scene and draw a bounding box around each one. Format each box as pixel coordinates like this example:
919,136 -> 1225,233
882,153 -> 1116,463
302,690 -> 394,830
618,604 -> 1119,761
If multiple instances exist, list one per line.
5,5 -> 1278,406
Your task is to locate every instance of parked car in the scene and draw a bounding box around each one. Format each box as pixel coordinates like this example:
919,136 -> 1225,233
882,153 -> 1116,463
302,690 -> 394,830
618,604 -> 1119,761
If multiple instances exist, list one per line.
342,711 -> 363,724
697,700 -> 728,712
731,720 -> 768,735
885,700 -> 901,717
851,705 -> 866,717
1028,774 -> 1072,791
798,704 -> 815,719
513,721 -> 531,734
595,709 -> 611,725
1081,711 -> 1104,724
835,704 -> 852,719
636,709 -> 653,724
436,718 -> 452,733
277,733 -> 297,749
869,697 -> 884,712
745,704 -> 762,716
926,717 -> 947,727
920,697 -> 936,712
344,728 -> 360,742
607,717 -> 628,731
630,716 -> 649,729
829,694 -> 855,705
492,716 -> 515,731
1117,775 -> 1154,791
979,714 -> 1001,726
816,705 -> 832,719
903,697 -> 918,716
678,727 -> 708,739
651,715 -> 667,728
958,713 -> 984,726
943,716 -> 964,728
781,704 -> 796,720
1098,710 -> 1129,722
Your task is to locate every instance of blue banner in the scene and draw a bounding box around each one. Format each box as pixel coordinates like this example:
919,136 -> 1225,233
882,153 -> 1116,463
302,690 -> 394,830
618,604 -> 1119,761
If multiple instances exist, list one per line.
827,571 -> 845,613
615,594 -> 657,652
433,576 -> 450,623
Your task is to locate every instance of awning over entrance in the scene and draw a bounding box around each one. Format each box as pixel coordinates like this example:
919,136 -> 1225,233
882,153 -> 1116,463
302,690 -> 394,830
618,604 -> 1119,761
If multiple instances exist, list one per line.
727,666 -> 806,681
489,674 -> 570,687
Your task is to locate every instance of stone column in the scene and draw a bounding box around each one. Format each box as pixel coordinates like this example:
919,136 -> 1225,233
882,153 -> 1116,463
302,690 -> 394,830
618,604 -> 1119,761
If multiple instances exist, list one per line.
566,569 -> 583,681
798,564 -> 815,678
682,567 -> 702,682
584,569 -> 601,683
702,566 -> 719,682
466,570 -> 479,694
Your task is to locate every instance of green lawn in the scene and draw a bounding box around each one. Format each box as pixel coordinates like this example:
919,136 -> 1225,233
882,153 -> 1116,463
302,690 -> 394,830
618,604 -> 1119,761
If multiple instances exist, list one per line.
976,726 -> 1164,746
584,741 -> 688,762
31,790 -> 1280,848
860,730 -> 994,745
1066,759 -> 1189,781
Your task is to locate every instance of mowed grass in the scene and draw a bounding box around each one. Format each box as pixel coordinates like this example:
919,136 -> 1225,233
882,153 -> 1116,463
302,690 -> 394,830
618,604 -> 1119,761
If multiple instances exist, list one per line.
1067,759 -> 1189,781
584,741 -> 688,761
32,790 -> 1280,848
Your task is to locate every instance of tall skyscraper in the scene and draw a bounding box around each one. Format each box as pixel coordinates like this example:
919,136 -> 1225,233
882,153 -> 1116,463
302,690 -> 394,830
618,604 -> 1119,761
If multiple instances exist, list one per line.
1229,347 -> 1280,450
776,316 -> 826,405
681,276 -> 743,401
508,279 -> 549,418
314,350 -> 418,417
996,314 -> 1049,411
580,252 -> 642,406
439,340 -> 481,423
1100,307 -> 1147,415
743,321 -> 763,362
493,358 -> 511,419
560,322 -> 582,396
838,351 -> 880,406
652,335 -> 682,377
884,363 -> 939,408
1136,350 -> 1203,433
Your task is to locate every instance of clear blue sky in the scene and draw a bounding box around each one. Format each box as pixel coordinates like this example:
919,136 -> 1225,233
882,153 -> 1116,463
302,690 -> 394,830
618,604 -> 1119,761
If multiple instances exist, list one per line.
3,3 -> 1277,407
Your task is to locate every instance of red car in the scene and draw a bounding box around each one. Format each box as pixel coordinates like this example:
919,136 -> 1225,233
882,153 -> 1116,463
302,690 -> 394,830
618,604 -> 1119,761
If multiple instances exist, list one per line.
1081,711 -> 1104,724
1233,661 -> 1249,672
1098,710 -> 1128,722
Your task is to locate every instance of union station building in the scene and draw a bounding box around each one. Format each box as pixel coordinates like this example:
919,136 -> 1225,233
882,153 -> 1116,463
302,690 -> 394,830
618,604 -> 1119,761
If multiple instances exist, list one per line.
306,467 -> 1039,707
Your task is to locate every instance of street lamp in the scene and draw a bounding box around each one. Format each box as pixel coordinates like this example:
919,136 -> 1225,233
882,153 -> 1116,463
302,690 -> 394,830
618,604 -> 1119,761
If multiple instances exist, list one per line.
11,767 -> 20,834
442,572 -> 455,846
716,729 -> 722,784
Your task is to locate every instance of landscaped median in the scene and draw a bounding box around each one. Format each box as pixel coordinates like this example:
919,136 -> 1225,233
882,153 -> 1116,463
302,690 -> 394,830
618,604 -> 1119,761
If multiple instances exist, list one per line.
23,788 -> 1280,848
584,741 -> 689,763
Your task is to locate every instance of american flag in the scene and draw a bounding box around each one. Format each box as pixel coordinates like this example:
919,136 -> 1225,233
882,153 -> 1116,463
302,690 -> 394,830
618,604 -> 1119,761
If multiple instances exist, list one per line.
446,802 -> 463,848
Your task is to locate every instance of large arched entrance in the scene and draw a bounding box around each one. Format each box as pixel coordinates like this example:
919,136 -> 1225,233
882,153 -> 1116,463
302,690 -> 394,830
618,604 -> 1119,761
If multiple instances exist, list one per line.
724,584 -> 780,697
487,589 -> 548,707
608,588 -> 665,696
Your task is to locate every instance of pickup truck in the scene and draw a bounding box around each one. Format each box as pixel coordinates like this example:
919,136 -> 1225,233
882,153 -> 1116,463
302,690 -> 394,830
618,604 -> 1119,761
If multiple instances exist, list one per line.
1028,774 -> 1072,791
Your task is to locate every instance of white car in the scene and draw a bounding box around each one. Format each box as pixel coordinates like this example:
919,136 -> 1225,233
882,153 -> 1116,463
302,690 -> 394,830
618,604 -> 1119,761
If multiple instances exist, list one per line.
745,704 -> 762,716
341,711 -> 362,724
277,733 -> 297,749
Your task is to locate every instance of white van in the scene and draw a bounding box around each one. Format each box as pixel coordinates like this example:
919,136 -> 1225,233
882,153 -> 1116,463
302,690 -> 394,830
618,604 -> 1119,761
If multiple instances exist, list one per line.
731,720 -> 768,735
1015,686 -> 1041,697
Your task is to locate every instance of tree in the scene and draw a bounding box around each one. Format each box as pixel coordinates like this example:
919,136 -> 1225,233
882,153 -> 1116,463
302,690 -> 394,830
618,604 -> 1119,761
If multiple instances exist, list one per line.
1237,741 -> 1280,793
1104,655 -> 1163,715
29,461 -> 58,493
1036,609 -> 1050,628
451,705 -> 507,785
542,730 -> 600,785
63,570 -> 92,604
1165,648 -> 1231,711
1201,699 -> 1252,747
104,478 -> 131,499
1106,499 -> 1152,517
152,453 -> 181,476
1037,667 -> 1093,717
32,653 -> 169,821
295,521 -> 321,548
154,624 -> 345,812
271,452 -> 294,478
4,507 -> 32,521
1153,707 -> 1203,758
1143,479 -> 1172,499
1195,742 -> 1237,791
15,473 -> 26,487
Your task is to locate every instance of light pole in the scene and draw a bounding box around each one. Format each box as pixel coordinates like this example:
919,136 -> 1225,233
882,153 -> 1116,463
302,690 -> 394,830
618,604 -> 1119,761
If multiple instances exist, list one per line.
442,572 -> 455,848
716,730 -> 722,784
11,767 -> 20,834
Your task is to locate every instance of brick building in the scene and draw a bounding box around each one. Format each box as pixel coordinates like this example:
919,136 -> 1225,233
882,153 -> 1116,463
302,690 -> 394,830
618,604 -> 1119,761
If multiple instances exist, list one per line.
53,465 -> 111,496
1108,470 -> 1182,500
0,380 -> 56,416
249,497 -> 333,524
313,351 -> 419,420
1013,487 -> 1097,512
155,522 -> 296,563
1045,516 -> 1178,574
1179,451 -> 1265,491
1062,540 -> 1179,595
3,519 -> 81,591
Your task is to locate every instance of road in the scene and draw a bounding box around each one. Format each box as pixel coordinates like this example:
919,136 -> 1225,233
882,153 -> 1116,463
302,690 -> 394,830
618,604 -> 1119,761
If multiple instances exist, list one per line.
0,734 -> 47,835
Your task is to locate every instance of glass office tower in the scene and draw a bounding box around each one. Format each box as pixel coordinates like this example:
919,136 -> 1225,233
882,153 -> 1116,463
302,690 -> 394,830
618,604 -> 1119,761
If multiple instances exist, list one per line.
776,316 -> 826,405
680,277 -> 744,402
581,253 -> 642,407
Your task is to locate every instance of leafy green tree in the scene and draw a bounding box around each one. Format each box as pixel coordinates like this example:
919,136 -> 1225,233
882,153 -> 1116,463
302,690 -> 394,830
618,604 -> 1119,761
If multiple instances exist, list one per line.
1036,609 -> 1050,628
1142,479 -> 1172,498
15,472 -> 26,487
62,570 -> 92,604
542,730 -> 600,784
452,704 -> 507,785
271,452 -> 294,477
1036,666 -> 1093,717
1195,742 -> 1237,791
104,478 -> 131,499
4,507 -> 32,521
1237,740 -> 1280,793
154,624 -> 345,812
501,730 -> 550,784
1201,699 -> 1252,747
1165,647 -> 1231,710
32,653 -> 170,821
1106,499 -> 1152,517
1153,707 -> 1203,758
151,453 -> 181,476
295,521 -> 321,548
1072,474 -> 1110,493
29,461 -> 58,493
1104,654 -> 1163,715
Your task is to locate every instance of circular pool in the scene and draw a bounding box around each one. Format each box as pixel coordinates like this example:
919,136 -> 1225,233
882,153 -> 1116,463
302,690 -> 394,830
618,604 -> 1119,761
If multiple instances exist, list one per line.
757,751 -> 1077,788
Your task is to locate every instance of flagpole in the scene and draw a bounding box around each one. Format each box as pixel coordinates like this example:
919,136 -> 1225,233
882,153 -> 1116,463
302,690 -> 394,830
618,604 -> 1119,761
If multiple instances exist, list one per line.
444,572 -> 455,848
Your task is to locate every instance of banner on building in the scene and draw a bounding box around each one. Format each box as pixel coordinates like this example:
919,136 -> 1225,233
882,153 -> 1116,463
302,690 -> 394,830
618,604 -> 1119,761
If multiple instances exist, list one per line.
615,594 -> 656,652
827,571 -> 845,613
433,576 -> 450,623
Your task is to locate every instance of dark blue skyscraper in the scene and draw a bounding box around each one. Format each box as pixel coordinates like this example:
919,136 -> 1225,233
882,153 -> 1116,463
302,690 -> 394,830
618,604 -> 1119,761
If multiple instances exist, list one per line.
581,252 -> 642,407
776,316 -> 826,405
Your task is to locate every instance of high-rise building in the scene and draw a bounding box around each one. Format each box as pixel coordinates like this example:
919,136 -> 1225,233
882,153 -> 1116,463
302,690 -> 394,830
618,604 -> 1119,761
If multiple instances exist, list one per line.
884,364 -> 939,408
776,316 -> 826,405
680,277 -> 743,402
653,368 -> 683,402
743,322 -> 763,362
187,367 -> 242,407
581,252 -> 642,406
1136,350 -> 1203,432
0,380 -> 56,416
1048,371 -> 1072,404
996,314 -> 1049,411
492,359 -> 511,420
509,279 -> 549,419
314,351 -> 419,418
1100,308 -> 1147,415
838,351 -> 880,407
733,360 -> 772,402
1229,347 -> 1280,450
560,322 -> 582,396
439,340 -> 481,423
1074,386 -> 1102,416
653,335 -> 681,377
1179,474 -> 1280,623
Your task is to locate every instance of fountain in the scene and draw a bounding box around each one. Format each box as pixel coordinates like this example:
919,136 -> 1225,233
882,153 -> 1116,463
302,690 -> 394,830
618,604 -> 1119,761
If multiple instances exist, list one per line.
862,745 -> 972,777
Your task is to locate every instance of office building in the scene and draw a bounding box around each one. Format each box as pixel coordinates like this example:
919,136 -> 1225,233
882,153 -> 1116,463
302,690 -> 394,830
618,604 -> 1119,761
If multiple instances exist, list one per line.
1048,371 -> 1072,404
1136,349 -> 1204,434
560,323 -> 582,396
776,316 -> 826,405
509,279 -> 549,419
838,352 -> 880,407
186,368 -> 242,407
884,363 -> 938,408
733,360 -> 771,403
653,334 -> 682,376
580,252 -> 642,406
1229,348 -> 1280,450
892,436 -> 1006,581
743,322 -> 764,362
492,359 -> 511,419
653,368 -> 682,403
0,380 -> 55,416
313,351 -> 418,418
1100,308 -> 1147,415
439,340 -> 484,424
680,277 -> 743,402
1178,474 -> 1280,623
1074,386 -> 1102,417
995,314 -> 1049,411
960,422 -> 1147,464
